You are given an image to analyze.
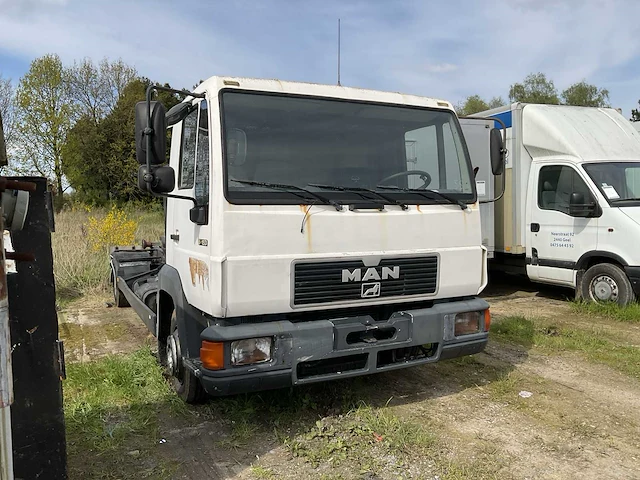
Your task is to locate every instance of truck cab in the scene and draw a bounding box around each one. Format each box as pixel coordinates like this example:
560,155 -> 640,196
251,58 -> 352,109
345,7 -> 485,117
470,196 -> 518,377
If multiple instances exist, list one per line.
112,77 -> 502,402
465,103 -> 640,305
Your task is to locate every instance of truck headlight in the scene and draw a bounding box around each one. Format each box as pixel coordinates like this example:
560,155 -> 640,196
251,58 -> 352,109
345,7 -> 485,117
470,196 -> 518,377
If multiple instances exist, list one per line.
231,337 -> 272,366
444,310 -> 489,340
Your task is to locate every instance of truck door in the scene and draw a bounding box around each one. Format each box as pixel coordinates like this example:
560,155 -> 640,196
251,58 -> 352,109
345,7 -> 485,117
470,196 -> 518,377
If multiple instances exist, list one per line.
167,99 -> 212,308
526,163 -> 599,285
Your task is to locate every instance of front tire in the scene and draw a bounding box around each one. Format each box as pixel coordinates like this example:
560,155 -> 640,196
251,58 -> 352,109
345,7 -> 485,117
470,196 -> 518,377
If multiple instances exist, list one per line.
164,311 -> 205,404
579,263 -> 635,306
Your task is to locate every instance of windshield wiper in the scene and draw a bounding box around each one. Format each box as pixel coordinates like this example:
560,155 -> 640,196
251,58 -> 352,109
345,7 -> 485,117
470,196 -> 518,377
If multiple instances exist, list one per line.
612,197 -> 640,203
308,184 -> 408,210
230,179 -> 343,211
376,185 -> 468,210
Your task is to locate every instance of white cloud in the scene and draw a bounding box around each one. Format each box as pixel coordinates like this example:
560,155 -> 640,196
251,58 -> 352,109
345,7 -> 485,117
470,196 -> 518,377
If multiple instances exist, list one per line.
423,63 -> 458,74
0,0 -> 640,114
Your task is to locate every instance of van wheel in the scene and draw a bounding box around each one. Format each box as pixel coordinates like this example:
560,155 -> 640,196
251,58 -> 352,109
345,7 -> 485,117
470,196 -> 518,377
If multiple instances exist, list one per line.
111,268 -> 129,307
165,311 -> 205,404
579,263 -> 635,306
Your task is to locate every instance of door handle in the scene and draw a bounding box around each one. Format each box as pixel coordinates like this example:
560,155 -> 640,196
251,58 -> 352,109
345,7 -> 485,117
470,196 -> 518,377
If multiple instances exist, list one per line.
531,223 -> 540,232
170,233 -> 180,242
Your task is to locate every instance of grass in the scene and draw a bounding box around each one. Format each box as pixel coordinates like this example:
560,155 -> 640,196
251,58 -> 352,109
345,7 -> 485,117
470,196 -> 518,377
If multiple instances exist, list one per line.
571,300 -> 640,323
285,403 -> 435,475
64,347 -> 186,479
491,315 -> 640,378
52,205 -> 164,300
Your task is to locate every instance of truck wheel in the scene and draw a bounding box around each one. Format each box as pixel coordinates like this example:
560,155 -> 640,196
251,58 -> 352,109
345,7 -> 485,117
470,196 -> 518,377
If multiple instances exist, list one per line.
165,311 -> 205,404
579,263 -> 635,306
111,269 -> 129,308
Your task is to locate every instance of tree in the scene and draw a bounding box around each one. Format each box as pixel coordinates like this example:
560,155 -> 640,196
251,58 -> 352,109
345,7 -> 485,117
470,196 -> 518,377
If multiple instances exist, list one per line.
0,74 -> 15,151
456,95 -> 505,116
65,57 -> 137,124
15,54 -> 76,210
561,81 -> 609,107
631,102 -> 640,122
64,77 -> 181,204
509,72 -> 560,104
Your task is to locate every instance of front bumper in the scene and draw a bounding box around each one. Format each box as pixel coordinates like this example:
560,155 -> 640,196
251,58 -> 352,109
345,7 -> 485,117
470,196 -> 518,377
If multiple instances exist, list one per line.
625,266 -> 640,296
193,297 -> 489,396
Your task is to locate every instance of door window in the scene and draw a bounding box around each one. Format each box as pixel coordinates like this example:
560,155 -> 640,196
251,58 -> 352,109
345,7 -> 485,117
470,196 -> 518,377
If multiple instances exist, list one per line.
194,101 -> 210,205
179,107 -> 198,189
538,165 -> 593,215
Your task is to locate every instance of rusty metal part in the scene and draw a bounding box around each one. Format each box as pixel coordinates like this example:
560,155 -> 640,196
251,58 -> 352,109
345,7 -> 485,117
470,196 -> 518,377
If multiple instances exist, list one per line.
4,252 -> 35,262
141,239 -> 154,249
0,178 -> 36,193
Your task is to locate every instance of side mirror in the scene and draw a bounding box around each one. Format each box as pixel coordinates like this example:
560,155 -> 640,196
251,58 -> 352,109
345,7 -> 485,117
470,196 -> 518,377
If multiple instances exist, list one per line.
569,192 -> 598,217
489,128 -> 504,176
166,102 -> 195,127
135,101 -> 167,165
138,165 -> 175,194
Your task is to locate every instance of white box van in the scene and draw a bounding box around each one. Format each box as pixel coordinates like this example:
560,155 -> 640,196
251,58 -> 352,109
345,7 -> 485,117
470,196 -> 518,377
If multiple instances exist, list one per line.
462,103 -> 640,305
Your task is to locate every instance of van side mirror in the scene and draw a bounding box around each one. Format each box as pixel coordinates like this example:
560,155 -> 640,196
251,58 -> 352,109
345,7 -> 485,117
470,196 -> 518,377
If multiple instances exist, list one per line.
135,100 -> 167,165
138,165 -> 175,194
569,192 -> 598,217
489,128 -> 504,176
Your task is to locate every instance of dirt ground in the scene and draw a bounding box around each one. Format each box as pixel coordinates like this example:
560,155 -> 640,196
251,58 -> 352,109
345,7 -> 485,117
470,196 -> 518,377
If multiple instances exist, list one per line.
59,275 -> 640,480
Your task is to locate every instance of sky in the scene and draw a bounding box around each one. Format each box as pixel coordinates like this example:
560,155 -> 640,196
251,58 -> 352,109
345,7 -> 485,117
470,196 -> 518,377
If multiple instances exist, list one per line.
1,0 -> 640,116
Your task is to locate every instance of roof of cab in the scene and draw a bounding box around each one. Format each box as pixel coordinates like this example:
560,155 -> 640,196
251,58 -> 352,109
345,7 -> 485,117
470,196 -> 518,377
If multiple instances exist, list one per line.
192,76 -> 454,111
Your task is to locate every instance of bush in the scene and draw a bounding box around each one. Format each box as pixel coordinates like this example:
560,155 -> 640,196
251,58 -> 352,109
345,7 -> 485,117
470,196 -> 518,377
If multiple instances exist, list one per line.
87,205 -> 137,252
52,204 -> 164,300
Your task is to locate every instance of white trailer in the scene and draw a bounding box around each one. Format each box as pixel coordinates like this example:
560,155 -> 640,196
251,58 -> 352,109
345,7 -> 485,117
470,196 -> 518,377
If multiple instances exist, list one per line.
462,103 -> 640,305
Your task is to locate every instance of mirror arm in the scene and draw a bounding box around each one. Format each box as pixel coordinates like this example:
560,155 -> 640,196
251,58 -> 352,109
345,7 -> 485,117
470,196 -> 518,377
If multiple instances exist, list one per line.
157,192 -> 198,206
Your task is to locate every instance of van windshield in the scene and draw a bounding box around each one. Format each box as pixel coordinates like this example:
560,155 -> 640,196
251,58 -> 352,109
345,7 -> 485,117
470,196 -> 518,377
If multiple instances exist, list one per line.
221,91 -> 474,205
583,162 -> 640,204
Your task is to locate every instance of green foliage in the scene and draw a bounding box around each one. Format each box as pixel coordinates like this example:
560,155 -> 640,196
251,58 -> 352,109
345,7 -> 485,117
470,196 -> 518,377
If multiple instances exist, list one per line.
15,54 -> 76,210
456,94 -> 505,116
561,80 -> 609,107
64,77 -> 180,204
491,315 -> 640,378
509,72 -> 560,104
571,300 -> 640,323
64,348 -> 182,479
631,102 -> 640,122
0,74 -> 14,156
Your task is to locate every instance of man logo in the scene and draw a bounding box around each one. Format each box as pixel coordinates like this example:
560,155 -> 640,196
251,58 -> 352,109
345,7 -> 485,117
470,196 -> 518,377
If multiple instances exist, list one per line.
361,282 -> 381,298
341,266 -> 400,283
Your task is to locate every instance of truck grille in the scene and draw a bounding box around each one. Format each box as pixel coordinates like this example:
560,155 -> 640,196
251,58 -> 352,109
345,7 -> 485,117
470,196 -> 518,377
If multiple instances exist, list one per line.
293,256 -> 438,306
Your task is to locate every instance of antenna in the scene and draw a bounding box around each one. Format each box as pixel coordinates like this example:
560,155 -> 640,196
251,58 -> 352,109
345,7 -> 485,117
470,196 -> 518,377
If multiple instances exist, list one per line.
337,18 -> 341,86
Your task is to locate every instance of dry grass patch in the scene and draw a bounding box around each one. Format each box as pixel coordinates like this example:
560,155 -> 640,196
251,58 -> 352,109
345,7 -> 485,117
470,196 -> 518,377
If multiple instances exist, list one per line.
53,205 -> 163,300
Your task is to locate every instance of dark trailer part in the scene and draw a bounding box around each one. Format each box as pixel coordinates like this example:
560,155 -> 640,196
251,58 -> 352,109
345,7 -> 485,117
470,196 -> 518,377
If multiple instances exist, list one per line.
7,177 -> 67,479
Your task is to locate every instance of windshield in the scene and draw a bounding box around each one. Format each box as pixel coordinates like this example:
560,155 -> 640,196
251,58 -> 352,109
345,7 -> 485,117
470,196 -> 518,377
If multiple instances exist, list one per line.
221,91 -> 474,205
583,162 -> 640,204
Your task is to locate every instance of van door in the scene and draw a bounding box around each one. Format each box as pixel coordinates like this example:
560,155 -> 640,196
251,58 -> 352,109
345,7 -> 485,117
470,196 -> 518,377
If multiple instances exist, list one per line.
526,163 -> 599,285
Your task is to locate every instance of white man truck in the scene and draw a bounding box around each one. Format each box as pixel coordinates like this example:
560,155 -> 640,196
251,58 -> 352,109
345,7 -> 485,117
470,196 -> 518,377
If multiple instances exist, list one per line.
462,103 -> 640,305
110,77 -> 504,402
